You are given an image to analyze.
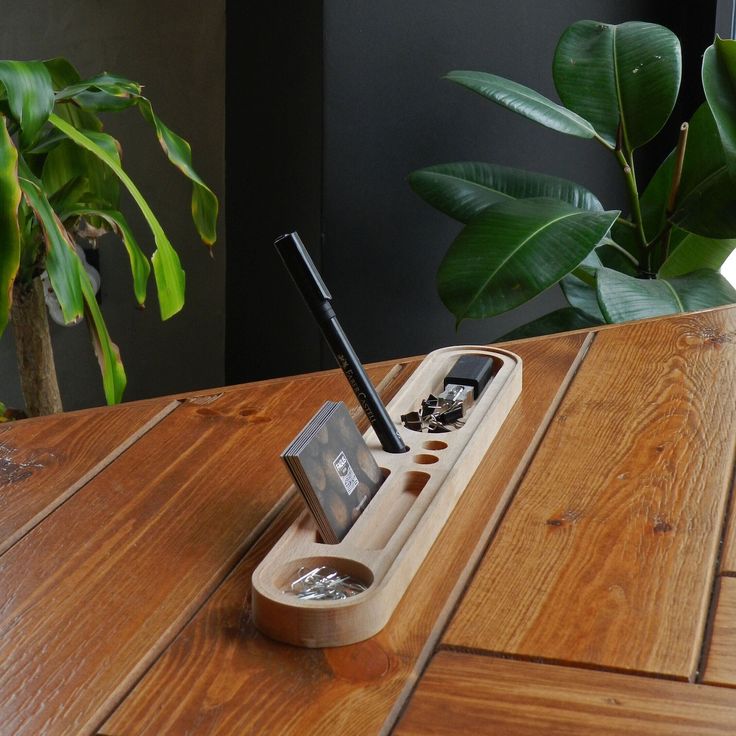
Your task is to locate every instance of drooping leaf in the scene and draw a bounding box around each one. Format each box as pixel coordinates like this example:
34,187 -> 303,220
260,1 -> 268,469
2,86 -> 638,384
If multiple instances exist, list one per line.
49,113 -> 185,319
553,20 -> 681,150
438,197 -> 619,322
0,61 -> 55,148
596,267 -> 736,323
408,161 -> 602,223
445,70 -> 597,140
670,103 -> 736,238
0,115 -> 21,336
55,73 -> 142,112
498,307 -> 601,341
658,229 -> 736,277
76,255 -> 126,404
702,37 -> 736,178
65,206 -> 151,306
137,99 -> 218,245
17,158 -> 83,324
561,274 -> 605,321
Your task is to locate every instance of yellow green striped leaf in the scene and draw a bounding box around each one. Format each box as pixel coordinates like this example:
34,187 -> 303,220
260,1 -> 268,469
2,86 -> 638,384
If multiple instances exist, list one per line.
138,99 -> 218,245
17,158 -> 83,324
49,113 -> 185,320
65,206 -> 151,306
77,256 -> 126,404
0,115 -> 21,336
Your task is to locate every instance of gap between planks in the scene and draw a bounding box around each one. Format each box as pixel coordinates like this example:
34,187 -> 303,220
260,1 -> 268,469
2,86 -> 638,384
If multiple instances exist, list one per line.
0,399 -> 181,559
89,362 -> 412,736
437,643 -> 685,683
697,454 -> 736,682
381,332 -> 596,736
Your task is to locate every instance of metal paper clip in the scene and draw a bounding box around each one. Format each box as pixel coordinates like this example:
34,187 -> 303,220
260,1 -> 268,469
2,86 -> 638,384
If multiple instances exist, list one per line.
285,565 -> 368,600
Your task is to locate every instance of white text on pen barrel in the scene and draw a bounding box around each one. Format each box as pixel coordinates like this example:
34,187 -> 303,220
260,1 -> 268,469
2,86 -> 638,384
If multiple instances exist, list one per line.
336,354 -> 377,422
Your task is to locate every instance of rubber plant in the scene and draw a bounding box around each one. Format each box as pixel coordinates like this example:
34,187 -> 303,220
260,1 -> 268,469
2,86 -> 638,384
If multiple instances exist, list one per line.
409,21 -> 736,338
0,59 -> 218,416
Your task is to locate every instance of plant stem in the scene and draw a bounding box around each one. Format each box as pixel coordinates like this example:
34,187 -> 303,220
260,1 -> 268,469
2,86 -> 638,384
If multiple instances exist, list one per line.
657,122 -> 690,264
12,277 -> 63,416
615,148 -> 648,258
600,238 -> 640,267
616,217 -> 637,229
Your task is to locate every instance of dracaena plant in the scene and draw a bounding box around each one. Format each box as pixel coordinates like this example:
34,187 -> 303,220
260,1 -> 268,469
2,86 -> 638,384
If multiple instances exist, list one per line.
0,58 -> 218,416
409,21 -> 736,338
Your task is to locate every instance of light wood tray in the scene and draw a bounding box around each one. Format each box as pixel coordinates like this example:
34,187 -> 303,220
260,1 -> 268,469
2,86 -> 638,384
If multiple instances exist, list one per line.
251,345 -> 522,647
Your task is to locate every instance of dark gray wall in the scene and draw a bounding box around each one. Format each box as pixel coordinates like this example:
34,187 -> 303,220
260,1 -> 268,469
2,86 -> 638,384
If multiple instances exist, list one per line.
228,0 -> 715,383
0,0 -> 225,411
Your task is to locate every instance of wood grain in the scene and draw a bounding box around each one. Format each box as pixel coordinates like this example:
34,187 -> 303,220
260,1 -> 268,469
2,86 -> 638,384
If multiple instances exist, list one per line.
99,333 -> 590,736
0,364 -> 404,736
0,398 -> 178,556
703,577 -> 736,686
395,651 -> 736,735
444,311 -> 736,679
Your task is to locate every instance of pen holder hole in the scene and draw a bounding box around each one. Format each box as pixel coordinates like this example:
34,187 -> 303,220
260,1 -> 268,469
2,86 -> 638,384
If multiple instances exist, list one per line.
422,440 -> 448,451
352,470 -> 431,549
413,454 -> 439,465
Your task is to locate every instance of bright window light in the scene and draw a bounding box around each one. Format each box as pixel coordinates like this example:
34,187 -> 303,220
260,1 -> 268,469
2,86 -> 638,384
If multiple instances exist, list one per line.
722,250 -> 736,287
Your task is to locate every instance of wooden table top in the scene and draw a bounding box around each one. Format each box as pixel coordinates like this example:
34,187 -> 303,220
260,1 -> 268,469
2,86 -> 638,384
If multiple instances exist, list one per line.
2,307 -> 736,735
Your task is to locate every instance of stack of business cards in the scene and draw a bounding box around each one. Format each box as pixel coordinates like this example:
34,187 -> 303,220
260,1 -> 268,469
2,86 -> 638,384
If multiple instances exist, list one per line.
282,401 -> 384,543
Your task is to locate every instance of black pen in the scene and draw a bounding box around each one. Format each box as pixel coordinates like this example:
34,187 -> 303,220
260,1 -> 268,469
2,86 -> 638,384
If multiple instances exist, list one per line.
275,231 -> 409,454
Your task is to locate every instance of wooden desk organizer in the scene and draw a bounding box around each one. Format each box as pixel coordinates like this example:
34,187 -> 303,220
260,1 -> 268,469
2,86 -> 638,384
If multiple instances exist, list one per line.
251,345 -> 522,647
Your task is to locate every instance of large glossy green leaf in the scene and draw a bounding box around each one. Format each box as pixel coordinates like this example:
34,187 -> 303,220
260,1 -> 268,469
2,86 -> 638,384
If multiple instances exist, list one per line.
0,61 -> 55,148
596,267 -> 736,323
445,71 -> 597,140
17,158 -> 83,324
65,206 -> 150,306
137,99 -> 218,245
669,103 -> 736,238
498,307 -> 601,341
561,274 -> 605,321
0,115 -> 21,337
438,197 -> 619,322
553,21 -> 681,150
408,161 -> 602,223
49,113 -> 185,319
658,229 -> 736,277
77,256 -> 126,404
703,37 -> 736,178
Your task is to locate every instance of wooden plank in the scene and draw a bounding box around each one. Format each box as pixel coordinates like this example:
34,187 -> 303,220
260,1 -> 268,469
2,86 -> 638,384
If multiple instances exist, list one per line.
0,363 -> 406,736
99,333 -> 590,736
444,310 -> 736,680
0,398 -> 178,556
395,651 -> 736,735
703,577 -> 736,686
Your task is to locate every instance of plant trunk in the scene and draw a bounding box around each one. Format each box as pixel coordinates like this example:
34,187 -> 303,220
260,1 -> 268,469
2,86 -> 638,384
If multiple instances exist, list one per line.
12,277 -> 63,416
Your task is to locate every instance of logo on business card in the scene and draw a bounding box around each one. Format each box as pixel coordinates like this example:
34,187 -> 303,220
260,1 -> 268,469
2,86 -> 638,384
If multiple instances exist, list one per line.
333,451 -> 358,495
